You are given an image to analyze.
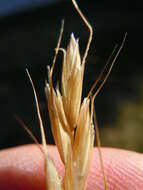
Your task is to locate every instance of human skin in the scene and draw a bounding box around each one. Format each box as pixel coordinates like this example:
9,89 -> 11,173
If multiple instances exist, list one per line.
0,144 -> 143,190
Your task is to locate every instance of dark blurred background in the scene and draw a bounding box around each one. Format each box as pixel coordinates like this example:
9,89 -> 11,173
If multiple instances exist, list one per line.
0,0 -> 143,152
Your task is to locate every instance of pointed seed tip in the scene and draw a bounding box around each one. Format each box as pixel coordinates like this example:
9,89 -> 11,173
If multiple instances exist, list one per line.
71,32 -> 75,38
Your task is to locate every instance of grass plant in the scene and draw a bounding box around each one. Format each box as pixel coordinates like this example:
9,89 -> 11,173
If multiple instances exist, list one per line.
24,0 -> 126,189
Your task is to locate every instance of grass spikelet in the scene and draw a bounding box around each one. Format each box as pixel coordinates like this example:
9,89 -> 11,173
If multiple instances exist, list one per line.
25,0 -> 126,189
44,0 -> 95,188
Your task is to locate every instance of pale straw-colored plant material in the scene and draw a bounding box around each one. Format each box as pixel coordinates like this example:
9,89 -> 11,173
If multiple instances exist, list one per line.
25,0 -> 127,189
45,0 -> 94,188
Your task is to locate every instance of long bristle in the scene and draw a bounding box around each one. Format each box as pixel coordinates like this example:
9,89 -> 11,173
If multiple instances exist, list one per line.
93,33 -> 127,101
51,19 -> 64,77
72,0 -> 93,73
93,108 -> 108,190
26,69 -> 62,190
87,44 -> 118,98
14,115 -> 43,152
26,69 -> 47,154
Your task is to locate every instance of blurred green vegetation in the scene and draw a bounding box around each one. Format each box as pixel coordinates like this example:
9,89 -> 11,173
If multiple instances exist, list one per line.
100,86 -> 143,153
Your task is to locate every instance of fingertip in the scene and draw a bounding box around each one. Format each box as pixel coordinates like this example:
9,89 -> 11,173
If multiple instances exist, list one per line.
0,145 -> 63,190
0,145 -> 143,190
88,148 -> 143,189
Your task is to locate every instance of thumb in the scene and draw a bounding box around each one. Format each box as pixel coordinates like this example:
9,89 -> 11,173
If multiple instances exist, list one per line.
0,144 -> 143,190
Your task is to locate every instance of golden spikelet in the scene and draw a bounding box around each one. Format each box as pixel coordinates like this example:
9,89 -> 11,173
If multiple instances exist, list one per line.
61,33 -> 83,130
25,0 -> 127,189
44,0 -> 95,189
45,30 -> 94,190
45,39 -> 94,188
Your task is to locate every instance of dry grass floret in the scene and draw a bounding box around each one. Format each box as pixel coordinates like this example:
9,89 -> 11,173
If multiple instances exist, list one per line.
44,1 -> 94,188
24,0 -> 127,189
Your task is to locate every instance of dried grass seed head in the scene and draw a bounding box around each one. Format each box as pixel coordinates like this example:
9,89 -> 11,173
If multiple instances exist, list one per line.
45,30 -> 94,190
44,0 -> 96,189
62,33 -> 83,130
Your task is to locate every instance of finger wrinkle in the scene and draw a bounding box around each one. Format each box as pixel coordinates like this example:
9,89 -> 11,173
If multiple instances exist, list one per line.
0,145 -> 143,190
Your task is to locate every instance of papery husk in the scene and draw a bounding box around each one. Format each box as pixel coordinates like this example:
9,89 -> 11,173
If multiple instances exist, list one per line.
45,155 -> 62,190
45,33 -> 94,190
45,82 -> 71,165
72,98 -> 94,189
62,34 -> 83,130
